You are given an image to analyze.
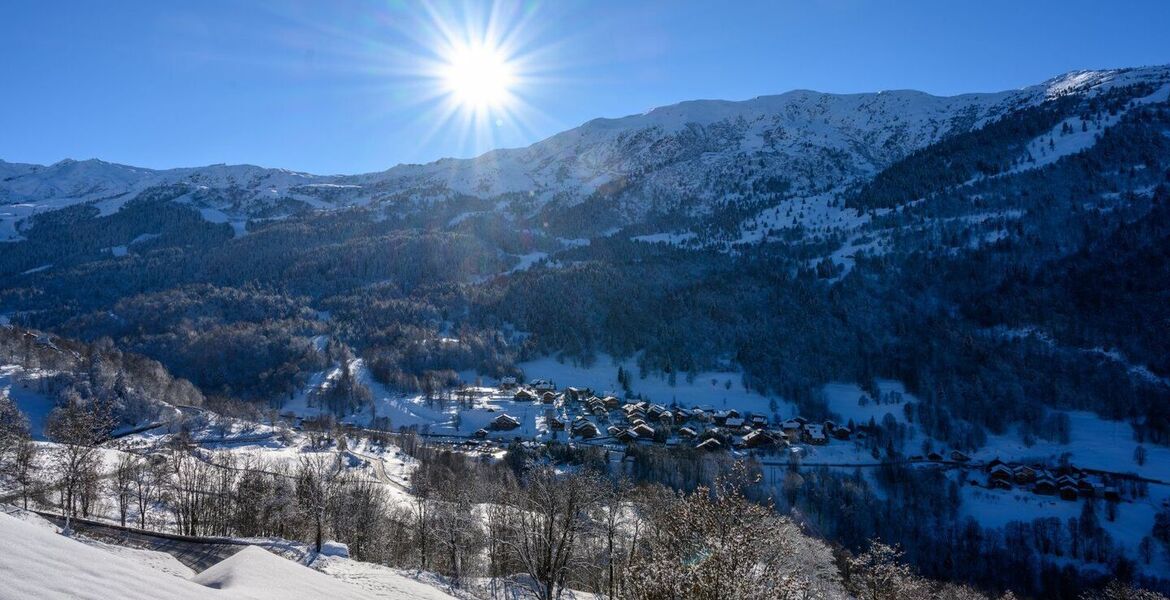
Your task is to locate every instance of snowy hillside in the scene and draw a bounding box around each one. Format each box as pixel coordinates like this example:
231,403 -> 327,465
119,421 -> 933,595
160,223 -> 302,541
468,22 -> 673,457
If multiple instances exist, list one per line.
5,65 -> 1168,242
0,510 -> 458,600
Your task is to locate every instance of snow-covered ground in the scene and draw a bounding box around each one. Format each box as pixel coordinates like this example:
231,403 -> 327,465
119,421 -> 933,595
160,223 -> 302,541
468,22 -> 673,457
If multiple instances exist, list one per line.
0,509 -> 459,600
1,365 -> 58,439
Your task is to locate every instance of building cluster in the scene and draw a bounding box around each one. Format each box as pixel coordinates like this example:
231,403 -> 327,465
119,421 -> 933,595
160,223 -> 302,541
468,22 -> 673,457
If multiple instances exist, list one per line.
477,380 -> 858,453
983,459 -> 1121,502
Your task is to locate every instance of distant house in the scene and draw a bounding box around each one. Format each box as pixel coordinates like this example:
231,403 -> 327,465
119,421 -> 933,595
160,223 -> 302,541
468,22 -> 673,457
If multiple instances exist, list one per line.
678,426 -> 698,439
989,478 -> 1013,491
724,417 -> 745,430
743,429 -> 777,449
499,376 -> 518,389
802,424 -> 828,445
1059,485 -> 1079,501
989,464 -> 1014,485
615,429 -> 639,443
564,387 -> 587,402
713,409 -> 740,425
541,391 -> 557,404
474,428 -> 489,438
602,396 -> 620,409
781,420 -> 803,438
696,438 -> 723,452
926,452 -> 944,462
572,419 -> 599,439
514,389 -> 537,402
1013,465 -> 1038,484
1033,477 -> 1058,495
531,379 -> 556,392
491,414 -> 521,431
631,423 -> 657,439
548,417 -> 566,431
950,450 -> 971,462
832,426 -> 852,441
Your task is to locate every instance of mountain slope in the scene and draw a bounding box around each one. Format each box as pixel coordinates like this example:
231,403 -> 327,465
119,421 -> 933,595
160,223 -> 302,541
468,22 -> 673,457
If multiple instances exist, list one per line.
5,65 -> 1167,243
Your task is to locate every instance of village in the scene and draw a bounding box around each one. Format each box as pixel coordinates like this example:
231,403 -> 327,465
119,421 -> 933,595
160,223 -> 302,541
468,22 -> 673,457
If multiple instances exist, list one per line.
472,377 -> 848,452
441,377 -> 1149,508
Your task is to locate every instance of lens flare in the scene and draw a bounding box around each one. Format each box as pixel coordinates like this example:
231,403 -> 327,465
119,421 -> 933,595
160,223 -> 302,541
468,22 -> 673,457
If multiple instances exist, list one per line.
440,42 -> 516,112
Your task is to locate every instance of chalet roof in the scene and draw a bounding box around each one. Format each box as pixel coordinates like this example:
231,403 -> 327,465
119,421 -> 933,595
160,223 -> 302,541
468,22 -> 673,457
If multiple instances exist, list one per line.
696,438 -> 722,450
724,417 -> 745,428
631,423 -> 656,437
743,430 -> 775,444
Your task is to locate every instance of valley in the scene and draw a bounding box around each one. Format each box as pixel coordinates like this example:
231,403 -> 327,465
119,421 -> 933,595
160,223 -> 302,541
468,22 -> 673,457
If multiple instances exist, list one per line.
3,62 -> 1170,598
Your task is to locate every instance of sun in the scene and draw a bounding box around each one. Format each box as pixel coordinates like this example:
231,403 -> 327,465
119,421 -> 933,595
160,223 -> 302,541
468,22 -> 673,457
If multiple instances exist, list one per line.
440,42 -> 516,112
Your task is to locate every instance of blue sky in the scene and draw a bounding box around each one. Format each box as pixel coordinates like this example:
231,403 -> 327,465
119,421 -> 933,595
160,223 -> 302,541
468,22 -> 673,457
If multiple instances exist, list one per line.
2,0 -> 1168,174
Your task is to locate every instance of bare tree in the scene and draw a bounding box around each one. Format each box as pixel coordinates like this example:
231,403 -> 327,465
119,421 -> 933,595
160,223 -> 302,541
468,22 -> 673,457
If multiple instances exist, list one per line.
110,452 -> 139,527
7,437 -> 41,510
132,457 -> 163,529
45,396 -> 115,530
503,466 -> 604,600
296,452 -> 343,552
169,450 -> 214,535
593,477 -> 637,600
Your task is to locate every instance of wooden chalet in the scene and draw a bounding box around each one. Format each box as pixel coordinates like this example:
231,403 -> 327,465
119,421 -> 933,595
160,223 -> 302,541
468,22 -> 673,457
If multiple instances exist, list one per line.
696,438 -> 723,452
1013,465 -> 1038,484
631,423 -> 657,439
1034,477 -> 1058,495
742,429 -> 777,449
491,414 -> 522,431
615,429 -> 639,443
572,419 -> 600,439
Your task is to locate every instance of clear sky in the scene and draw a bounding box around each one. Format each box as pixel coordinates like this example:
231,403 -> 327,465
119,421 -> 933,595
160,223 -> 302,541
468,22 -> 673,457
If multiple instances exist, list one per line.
3,0 -> 1168,175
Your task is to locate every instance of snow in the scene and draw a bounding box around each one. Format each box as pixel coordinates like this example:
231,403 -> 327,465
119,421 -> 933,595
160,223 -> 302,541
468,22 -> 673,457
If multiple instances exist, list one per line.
191,545 -> 385,599
822,380 -> 911,427
1,365 -> 58,439
318,541 -> 349,558
0,511 -> 221,600
632,231 -> 696,245
506,251 -> 548,274
516,354 -> 777,414
20,264 -> 52,275
1011,83 -> 1170,174
0,509 -> 460,600
311,556 -> 461,600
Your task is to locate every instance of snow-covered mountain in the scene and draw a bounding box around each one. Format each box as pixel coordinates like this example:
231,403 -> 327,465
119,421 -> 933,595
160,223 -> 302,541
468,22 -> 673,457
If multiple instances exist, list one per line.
3,65 -> 1168,242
